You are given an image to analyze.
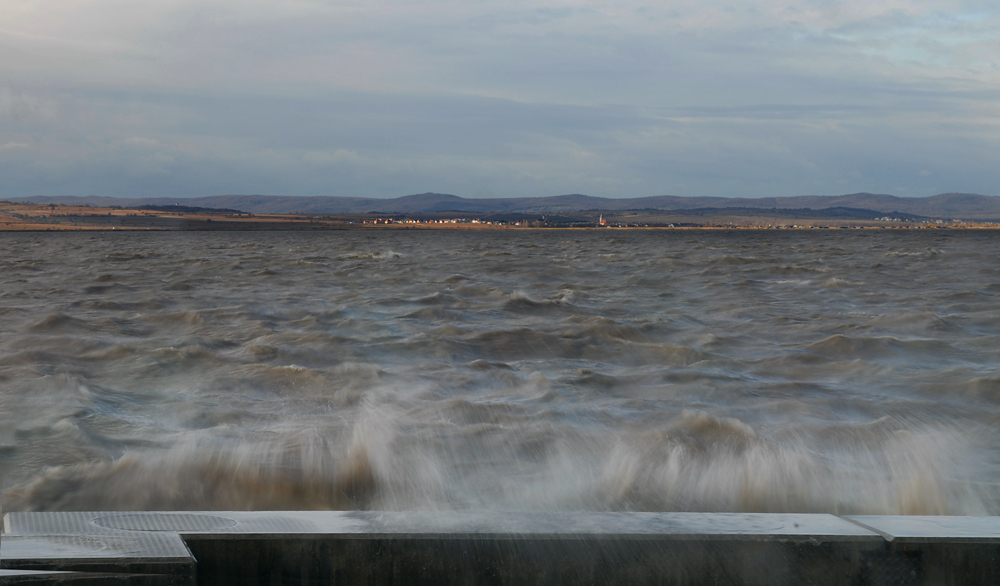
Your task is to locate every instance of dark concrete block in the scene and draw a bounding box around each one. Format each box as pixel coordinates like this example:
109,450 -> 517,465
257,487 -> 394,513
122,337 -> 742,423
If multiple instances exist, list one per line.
185,534 -> 883,586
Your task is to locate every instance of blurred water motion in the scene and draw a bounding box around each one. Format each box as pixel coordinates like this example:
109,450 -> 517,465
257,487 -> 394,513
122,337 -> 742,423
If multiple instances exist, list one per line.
1,229 -> 998,514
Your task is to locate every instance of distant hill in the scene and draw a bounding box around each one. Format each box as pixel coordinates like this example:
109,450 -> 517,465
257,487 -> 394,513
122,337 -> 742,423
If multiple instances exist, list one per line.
673,206 -> 930,221
137,204 -> 244,214
11,192 -> 1000,219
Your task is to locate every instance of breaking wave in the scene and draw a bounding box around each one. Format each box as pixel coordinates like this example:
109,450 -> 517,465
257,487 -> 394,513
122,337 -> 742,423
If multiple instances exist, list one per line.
2,229 -> 1000,516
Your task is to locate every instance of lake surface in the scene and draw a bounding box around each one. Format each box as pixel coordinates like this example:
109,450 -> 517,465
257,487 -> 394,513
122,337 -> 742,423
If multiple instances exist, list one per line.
2,229 -> 999,514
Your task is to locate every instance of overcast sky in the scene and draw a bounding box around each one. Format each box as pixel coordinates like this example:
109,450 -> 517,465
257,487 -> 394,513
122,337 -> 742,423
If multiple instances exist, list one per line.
1,0 -> 997,199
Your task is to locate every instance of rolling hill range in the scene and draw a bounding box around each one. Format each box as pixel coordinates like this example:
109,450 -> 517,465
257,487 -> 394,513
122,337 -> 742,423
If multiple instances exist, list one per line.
12,192 -> 1000,219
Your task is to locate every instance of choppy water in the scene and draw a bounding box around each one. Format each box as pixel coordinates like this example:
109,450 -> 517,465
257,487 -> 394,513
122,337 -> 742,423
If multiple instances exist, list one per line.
2,229 -> 1000,515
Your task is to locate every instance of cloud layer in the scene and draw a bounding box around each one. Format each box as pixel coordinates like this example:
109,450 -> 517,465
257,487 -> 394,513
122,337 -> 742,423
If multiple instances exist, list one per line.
1,0 -> 998,198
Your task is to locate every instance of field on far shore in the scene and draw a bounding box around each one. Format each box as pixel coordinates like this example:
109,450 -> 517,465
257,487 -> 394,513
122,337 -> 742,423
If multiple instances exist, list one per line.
0,202 -> 505,231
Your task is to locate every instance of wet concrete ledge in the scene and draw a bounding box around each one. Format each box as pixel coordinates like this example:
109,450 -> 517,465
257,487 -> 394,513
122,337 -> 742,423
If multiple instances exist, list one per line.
1,511 -> 999,585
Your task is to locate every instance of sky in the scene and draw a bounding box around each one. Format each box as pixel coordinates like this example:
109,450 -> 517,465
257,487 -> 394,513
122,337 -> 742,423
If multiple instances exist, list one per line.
1,0 -> 998,200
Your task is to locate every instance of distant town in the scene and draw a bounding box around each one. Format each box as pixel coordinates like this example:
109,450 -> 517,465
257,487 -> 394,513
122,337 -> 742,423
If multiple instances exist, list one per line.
2,200 -> 999,231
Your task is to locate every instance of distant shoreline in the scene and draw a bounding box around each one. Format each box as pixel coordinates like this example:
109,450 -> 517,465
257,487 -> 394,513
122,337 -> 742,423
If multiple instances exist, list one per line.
13,191 -> 1000,221
2,201 -> 997,231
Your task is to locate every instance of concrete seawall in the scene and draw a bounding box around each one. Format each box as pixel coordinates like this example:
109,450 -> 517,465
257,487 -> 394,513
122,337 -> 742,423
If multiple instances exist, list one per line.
1,511 -> 998,585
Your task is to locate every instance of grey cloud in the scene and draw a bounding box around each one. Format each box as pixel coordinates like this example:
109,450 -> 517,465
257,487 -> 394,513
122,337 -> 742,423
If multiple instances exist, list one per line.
2,85 -> 997,200
0,0 -> 997,199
